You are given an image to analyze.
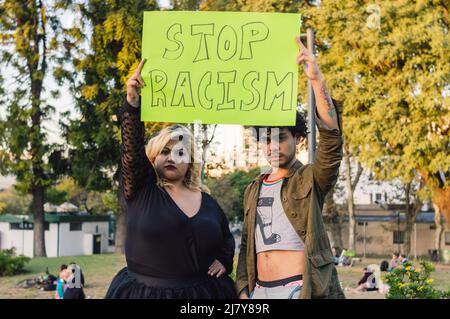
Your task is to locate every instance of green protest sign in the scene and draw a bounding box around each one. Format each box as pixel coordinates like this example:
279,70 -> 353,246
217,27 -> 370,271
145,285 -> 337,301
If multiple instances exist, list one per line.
141,11 -> 300,125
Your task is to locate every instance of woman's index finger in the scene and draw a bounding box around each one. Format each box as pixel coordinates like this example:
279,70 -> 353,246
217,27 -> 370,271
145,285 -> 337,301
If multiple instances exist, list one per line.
135,58 -> 147,75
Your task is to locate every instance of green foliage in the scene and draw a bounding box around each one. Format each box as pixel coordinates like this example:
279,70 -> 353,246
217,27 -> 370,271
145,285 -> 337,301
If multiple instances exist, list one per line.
305,0 -> 449,251
200,0 -> 303,12
51,177 -> 118,215
62,0 -> 158,195
101,190 -> 120,214
0,1 -> 68,191
0,248 -> 30,277
205,168 -> 260,221
45,188 -> 68,206
0,187 -> 32,215
306,0 -> 449,187
236,0 -> 302,13
385,260 -> 450,299
84,191 -> 114,215
0,0 -> 73,256
54,177 -> 87,207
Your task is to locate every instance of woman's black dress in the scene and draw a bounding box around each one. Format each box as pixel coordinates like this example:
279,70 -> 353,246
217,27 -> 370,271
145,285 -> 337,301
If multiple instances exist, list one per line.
105,99 -> 237,299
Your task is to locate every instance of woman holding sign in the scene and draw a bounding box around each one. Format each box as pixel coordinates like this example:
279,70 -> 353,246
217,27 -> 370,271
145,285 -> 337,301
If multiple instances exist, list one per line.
105,59 -> 237,299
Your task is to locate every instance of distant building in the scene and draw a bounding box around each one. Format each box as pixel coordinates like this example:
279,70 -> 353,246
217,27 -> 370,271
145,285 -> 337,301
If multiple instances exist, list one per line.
326,204 -> 449,259
327,161 -> 450,259
0,213 -> 111,257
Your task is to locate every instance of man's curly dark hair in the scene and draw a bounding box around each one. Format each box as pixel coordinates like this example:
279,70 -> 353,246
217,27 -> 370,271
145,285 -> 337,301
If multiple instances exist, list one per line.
251,110 -> 309,141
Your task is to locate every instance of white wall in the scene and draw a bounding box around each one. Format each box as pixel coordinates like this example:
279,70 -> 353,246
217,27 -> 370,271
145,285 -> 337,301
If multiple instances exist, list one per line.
0,222 -> 52,257
0,222 -> 10,250
0,223 -> 34,256
83,234 -> 94,255
58,223 -> 84,256
59,221 -> 109,256
0,221 -> 110,257
46,223 -> 58,257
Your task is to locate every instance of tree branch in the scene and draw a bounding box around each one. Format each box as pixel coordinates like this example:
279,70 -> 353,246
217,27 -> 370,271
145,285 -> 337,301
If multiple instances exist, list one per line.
352,162 -> 363,190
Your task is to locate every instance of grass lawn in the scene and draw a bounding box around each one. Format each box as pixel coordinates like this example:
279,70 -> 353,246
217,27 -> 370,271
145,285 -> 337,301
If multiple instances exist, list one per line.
0,254 -> 449,299
0,254 -> 126,299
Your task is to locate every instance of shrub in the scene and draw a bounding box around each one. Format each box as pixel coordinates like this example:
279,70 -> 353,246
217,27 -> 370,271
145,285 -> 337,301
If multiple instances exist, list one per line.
0,248 -> 30,276
385,260 -> 449,299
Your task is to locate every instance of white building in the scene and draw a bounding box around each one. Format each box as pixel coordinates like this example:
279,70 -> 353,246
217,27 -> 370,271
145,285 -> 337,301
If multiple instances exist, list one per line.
0,213 -> 110,257
333,160 -> 409,206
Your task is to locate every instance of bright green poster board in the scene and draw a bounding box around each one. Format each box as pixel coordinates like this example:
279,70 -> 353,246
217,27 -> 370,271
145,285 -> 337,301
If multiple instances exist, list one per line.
141,11 -> 300,125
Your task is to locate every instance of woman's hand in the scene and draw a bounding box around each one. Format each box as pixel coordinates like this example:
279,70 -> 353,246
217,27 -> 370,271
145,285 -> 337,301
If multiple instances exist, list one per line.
126,59 -> 146,108
208,259 -> 226,277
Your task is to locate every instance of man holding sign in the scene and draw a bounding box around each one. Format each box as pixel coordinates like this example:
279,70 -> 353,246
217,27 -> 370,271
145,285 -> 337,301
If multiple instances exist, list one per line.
235,37 -> 345,299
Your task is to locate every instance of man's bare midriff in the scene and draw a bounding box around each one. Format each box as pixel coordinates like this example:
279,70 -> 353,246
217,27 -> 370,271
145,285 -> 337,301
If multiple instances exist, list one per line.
257,250 -> 305,281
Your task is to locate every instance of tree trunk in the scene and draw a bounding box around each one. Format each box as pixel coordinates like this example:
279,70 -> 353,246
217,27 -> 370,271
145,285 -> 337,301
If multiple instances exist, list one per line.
404,182 -> 422,258
344,144 -> 356,251
432,186 -> 450,229
433,203 -> 443,257
32,184 -> 46,257
200,124 -> 217,181
404,183 -> 412,257
404,216 -> 414,258
323,188 -> 343,249
30,0 -> 47,258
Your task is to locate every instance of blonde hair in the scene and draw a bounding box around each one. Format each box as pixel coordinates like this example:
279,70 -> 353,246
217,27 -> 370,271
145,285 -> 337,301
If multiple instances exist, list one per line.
145,124 -> 208,193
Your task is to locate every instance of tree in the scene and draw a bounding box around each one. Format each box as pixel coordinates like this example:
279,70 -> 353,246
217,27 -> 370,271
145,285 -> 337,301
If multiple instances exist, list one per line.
45,187 -> 68,206
322,186 -> 344,249
58,0 -> 158,254
54,176 -> 87,209
49,176 -> 112,214
307,0 -> 449,257
206,168 -> 259,221
197,124 -> 218,182
403,179 -> 424,258
201,0 -> 304,12
423,170 -> 449,254
0,0 -> 70,256
0,186 -> 32,215
199,0 -> 239,11
343,143 -> 363,251
174,0 -> 202,10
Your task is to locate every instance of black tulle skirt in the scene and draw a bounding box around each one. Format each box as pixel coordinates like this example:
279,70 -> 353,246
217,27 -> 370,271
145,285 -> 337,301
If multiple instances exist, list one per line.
105,267 -> 237,299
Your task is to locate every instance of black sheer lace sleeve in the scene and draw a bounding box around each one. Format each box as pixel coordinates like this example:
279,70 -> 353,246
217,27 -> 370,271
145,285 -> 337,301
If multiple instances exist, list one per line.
215,204 -> 236,275
121,97 -> 157,201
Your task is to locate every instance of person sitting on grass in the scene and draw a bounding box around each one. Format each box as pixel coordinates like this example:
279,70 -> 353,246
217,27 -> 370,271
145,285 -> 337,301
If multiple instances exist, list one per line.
388,252 -> 399,271
332,247 -> 340,266
63,263 -> 86,299
378,260 -> 390,294
345,267 -> 376,294
54,264 -> 68,299
398,254 -> 408,265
